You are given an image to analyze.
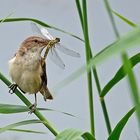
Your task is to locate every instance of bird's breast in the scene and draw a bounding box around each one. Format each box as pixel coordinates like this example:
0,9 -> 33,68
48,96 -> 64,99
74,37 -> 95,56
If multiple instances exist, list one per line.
8,55 -> 43,93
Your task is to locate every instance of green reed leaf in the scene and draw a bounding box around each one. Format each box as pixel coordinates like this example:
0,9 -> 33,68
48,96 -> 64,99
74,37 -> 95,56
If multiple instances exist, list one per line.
113,11 -> 137,28
0,103 -> 75,117
100,53 -> 140,97
2,128 -> 46,134
54,128 -> 95,140
108,107 -> 135,140
0,17 -> 84,42
0,119 -> 42,133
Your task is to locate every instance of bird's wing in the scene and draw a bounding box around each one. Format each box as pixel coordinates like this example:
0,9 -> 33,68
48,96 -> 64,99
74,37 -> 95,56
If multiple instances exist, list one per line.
40,58 -> 53,100
40,58 -> 47,87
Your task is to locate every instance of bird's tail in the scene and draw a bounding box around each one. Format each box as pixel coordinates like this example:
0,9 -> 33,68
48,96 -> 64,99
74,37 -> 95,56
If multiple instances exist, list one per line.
40,87 -> 53,101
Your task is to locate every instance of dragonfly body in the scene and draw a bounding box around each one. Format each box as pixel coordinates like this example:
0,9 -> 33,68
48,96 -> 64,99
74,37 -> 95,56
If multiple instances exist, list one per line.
44,38 -> 60,59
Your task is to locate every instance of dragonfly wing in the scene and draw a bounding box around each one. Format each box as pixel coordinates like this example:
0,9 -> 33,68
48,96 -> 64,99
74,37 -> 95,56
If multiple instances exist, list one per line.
48,47 -> 65,69
56,43 -> 80,57
31,22 -> 46,38
40,27 -> 54,40
31,22 -> 54,40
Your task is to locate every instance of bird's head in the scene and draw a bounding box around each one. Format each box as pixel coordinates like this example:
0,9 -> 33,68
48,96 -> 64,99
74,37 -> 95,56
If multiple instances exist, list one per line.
18,36 -> 49,56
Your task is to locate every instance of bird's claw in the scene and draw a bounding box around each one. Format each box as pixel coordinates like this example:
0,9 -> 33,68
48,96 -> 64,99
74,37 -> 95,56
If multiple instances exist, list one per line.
9,84 -> 17,94
28,103 -> 37,114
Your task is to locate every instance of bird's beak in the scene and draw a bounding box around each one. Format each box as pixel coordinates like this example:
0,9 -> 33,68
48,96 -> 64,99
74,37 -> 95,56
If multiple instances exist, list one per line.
43,39 -> 50,46
43,39 -> 50,49
39,39 -> 49,53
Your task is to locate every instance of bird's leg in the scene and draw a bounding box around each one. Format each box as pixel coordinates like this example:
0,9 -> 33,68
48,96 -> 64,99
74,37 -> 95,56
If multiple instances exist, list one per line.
43,92 -> 47,101
29,93 -> 37,114
9,83 -> 17,94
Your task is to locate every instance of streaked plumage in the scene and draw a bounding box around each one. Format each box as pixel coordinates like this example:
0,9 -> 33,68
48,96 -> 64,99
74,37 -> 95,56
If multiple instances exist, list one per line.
8,36 -> 53,112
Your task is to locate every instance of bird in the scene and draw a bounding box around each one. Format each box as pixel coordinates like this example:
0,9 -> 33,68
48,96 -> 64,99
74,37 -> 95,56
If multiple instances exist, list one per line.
8,36 -> 53,113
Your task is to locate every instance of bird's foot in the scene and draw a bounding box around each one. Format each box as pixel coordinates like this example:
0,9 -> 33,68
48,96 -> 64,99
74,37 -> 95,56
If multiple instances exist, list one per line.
28,103 -> 37,114
9,84 -> 17,94
43,94 -> 47,101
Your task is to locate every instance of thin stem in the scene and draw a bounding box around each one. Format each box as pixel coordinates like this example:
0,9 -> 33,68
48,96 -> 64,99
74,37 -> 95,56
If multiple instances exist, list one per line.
103,0 -> 140,132
75,0 -> 84,29
76,0 -> 112,135
92,67 -> 112,134
103,0 -> 124,135
103,0 -> 120,38
89,48 -> 112,134
82,0 -> 94,135
0,72 -> 58,136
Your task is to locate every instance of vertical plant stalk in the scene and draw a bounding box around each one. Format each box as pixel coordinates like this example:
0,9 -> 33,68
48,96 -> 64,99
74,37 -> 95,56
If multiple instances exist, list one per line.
122,53 -> 140,127
0,72 -> 58,136
82,0 -> 94,135
103,0 -> 119,38
93,66 -> 112,134
104,0 -> 140,129
76,0 -> 112,135
103,0 -> 125,135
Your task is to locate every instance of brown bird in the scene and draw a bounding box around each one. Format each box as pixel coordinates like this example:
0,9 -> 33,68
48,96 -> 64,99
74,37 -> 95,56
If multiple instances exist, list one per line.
8,36 -> 53,113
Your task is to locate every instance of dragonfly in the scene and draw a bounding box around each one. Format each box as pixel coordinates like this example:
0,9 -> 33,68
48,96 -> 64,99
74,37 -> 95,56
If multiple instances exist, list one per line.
31,22 -> 80,69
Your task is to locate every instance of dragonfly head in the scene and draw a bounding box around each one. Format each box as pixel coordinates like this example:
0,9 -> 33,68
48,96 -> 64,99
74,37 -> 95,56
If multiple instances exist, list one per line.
55,37 -> 60,43
48,38 -> 60,47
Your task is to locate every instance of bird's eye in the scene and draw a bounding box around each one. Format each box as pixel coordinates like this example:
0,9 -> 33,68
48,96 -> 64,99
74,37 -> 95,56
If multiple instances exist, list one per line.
34,40 -> 38,43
